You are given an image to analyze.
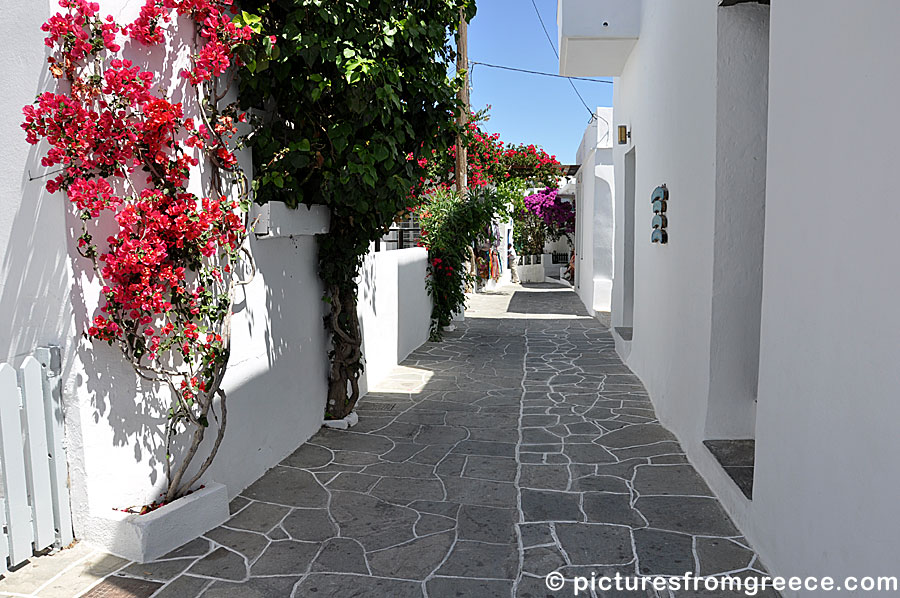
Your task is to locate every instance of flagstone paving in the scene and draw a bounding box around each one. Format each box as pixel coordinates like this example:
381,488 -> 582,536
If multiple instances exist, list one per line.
6,283 -> 777,598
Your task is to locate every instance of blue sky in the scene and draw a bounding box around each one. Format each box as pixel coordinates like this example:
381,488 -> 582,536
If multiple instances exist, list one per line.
466,0 -> 613,164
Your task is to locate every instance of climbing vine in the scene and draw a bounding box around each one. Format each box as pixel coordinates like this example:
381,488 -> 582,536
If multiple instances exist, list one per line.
23,0 -> 256,504
523,186 -> 575,245
415,187 -> 505,340
236,0 -> 474,420
412,114 -> 565,334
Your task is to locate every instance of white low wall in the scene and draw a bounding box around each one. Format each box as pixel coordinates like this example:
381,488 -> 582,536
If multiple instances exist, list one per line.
357,247 -> 432,394
518,263 -> 546,283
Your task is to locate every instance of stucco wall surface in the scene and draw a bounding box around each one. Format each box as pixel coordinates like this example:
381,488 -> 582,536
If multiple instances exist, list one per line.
605,0 -> 770,567
594,0 -> 900,589
611,0 -> 718,448
706,2 -> 768,441
751,0 -> 900,589
0,0 -> 333,533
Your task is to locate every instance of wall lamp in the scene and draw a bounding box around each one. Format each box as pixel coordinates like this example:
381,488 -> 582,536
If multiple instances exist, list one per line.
617,125 -> 631,145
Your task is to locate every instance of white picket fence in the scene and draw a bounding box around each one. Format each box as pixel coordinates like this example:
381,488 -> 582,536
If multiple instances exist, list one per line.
0,347 -> 73,573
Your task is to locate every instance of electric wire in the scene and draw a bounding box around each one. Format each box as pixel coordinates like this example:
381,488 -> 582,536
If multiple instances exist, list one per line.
529,0 -> 595,120
467,60 -> 612,84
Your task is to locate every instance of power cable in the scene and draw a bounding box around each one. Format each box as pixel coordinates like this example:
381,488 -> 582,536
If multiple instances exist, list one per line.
529,0 -> 595,120
467,60 -> 612,84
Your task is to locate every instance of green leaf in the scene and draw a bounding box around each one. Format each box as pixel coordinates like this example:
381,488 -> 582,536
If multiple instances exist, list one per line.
372,144 -> 389,162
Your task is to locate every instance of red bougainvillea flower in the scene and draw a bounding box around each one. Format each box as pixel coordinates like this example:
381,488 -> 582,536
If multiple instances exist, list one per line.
22,0 -> 253,398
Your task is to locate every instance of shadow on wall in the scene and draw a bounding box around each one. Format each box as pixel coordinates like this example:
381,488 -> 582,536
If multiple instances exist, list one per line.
0,62 -> 71,366
0,157 -> 73,365
356,249 -> 384,397
189,232 -> 329,497
64,28 -> 221,501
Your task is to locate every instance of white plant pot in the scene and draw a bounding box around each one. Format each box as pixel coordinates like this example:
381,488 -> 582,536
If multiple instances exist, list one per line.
84,482 -> 229,563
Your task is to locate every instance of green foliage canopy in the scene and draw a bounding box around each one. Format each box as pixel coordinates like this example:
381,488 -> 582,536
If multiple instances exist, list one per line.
237,0 -> 474,419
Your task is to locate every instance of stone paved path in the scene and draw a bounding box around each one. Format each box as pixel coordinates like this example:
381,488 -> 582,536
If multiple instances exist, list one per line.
12,283 -> 777,598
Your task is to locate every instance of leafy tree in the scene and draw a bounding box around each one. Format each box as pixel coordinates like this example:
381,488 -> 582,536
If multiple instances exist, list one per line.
237,0 -> 474,420
410,113 -> 565,333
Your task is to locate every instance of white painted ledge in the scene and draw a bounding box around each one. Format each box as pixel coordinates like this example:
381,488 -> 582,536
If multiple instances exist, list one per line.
253,203 -> 330,238
83,482 -> 229,563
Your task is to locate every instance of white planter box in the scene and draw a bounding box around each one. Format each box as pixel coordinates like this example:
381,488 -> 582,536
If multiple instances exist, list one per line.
84,482 -> 229,563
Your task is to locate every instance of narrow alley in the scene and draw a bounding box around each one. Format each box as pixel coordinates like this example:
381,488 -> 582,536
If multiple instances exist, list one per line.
7,284 -> 775,598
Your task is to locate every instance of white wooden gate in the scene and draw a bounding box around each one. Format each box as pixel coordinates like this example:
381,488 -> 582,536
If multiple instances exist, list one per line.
0,347 -> 73,572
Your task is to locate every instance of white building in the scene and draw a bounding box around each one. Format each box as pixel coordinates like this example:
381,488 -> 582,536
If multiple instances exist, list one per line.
560,0 -> 900,592
571,108 -> 615,315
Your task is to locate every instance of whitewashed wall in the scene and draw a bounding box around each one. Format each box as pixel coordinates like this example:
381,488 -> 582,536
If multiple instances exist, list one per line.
751,0 -> 900,589
574,108 -> 614,315
357,247 -> 432,395
0,0 -> 331,532
0,0 -> 84,526
0,0 -> 430,551
0,3 -> 71,367
584,0 -> 900,590
705,3 -> 768,441
610,0 -> 718,450
607,0 -> 773,573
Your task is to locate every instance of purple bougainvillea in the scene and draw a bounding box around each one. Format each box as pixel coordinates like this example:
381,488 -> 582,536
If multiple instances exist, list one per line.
523,187 -> 575,237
